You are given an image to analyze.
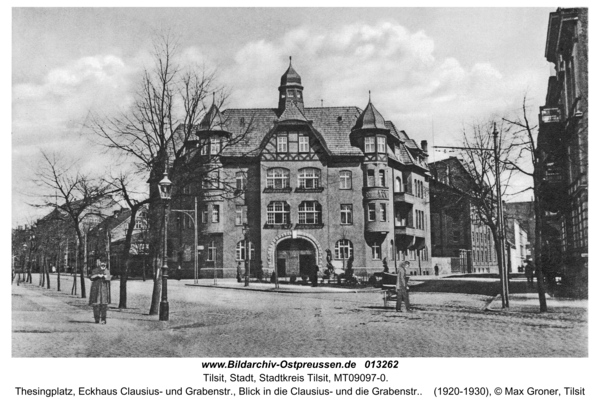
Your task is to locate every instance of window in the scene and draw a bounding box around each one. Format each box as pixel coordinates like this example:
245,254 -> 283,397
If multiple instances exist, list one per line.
299,135 -> 310,153
267,201 -> 290,225
210,138 -> 220,155
380,203 -> 387,222
201,206 -> 208,224
371,241 -> 381,260
368,203 -> 376,221
367,170 -> 375,187
377,136 -> 386,153
298,201 -> 321,224
266,168 -> 290,189
236,172 -> 246,190
235,206 -> 247,226
200,139 -> 209,155
212,205 -> 220,223
339,171 -> 352,189
335,240 -> 353,260
395,177 -> 402,192
378,170 -> 386,187
298,168 -> 320,189
341,204 -> 353,224
365,137 -> 375,153
134,212 -> 147,230
277,135 -> 288,153
202,170 -> 220,189
236,241 -> 255,261
207,241 -> 216,262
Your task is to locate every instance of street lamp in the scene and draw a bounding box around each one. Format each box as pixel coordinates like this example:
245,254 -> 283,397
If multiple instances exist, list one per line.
158,170 -> 173,321
242,223 -> 250,287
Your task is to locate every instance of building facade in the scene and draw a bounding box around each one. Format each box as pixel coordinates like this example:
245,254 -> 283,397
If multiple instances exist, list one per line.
429,158 -> 499,274
538,8 -> 588,288
167,61 -> 432,279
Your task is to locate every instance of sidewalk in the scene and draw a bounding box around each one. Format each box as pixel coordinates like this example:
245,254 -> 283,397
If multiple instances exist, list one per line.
485,292 -> 588,313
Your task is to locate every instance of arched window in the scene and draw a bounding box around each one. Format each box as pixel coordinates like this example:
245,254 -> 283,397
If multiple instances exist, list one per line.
298,201 -> 322,224
134,211 -> 147,229
267,201 -> 290,225
236,241 -> 255,261
266,168 -> 290,189
395,176 -> 402,192
235,171 -> 246,190
335,239 -> 353,260
378,169 -> 386,187
298,168 -> 321,189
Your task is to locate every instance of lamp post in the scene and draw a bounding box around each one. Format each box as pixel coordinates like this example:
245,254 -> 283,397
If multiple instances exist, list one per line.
158,170 -> 173,321
171,197 -> 199,284
242,223 -> 250,287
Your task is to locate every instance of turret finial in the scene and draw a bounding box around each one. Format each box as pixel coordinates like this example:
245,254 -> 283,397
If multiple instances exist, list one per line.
289,56 -> 292,65
368,90 -> 371,103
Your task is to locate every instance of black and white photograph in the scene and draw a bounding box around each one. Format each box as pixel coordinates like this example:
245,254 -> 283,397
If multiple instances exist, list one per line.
8,3 -> 595,403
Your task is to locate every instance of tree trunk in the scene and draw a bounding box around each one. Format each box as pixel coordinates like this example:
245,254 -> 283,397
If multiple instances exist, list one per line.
119,255 -> 130,309
46,257 -> 51,289
79,240 -> 86,299
149,258 -> 161,315
57,261 -> 61,291
533,172 -> 548,312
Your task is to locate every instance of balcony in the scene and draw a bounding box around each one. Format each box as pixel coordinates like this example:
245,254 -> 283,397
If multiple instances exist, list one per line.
395,226 -> 426,249
365,220 -> 389,234
363,187 -> 389,200
393,191 -> 416,206
540,107 -> 562,124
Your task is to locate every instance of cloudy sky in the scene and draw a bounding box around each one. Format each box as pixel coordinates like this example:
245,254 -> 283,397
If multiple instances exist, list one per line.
12,7 -> 557,226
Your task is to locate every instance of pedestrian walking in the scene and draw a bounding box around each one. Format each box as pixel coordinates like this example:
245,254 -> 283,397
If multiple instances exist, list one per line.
434,264 -> 439,276
396,261 -> 411,312
236,263 -> 242,283
525,260 -> 534,287
89,260 -> 111,324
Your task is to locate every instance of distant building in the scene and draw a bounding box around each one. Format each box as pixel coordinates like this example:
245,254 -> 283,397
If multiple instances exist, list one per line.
158,60 -> 432,279
429,157 -> 498,274
505,201 -> 535,262
538,7 -> 588,288
505,218 -> 530,273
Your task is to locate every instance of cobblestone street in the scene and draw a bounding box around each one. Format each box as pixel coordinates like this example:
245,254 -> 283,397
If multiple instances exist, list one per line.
12,275 -> 587,357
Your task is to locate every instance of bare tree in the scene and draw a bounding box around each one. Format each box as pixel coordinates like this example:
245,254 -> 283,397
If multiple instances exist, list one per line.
458,120 -> 518,307
31,151 -> 114,298
89,34 -> 255,315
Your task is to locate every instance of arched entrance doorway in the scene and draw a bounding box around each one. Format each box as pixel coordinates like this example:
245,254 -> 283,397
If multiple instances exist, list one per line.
276,238 -> 316,280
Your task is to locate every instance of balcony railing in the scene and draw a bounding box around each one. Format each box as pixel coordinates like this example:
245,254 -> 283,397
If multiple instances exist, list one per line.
540,107 -> 561,124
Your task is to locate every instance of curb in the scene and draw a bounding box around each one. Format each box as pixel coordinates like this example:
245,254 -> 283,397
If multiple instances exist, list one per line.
183,283 -> 379,294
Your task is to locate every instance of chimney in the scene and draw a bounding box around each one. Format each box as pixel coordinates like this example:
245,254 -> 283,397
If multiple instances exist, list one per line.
421,140 -> 428,153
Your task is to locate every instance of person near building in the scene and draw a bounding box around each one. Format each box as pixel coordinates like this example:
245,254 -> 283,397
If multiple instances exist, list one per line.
434,264 -> 439,276
89,260 -> 111,324
525,260 -> 535,287
396,261 -> 411,312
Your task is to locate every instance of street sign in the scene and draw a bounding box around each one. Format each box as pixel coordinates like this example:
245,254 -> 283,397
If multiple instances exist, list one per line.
198,245 -> 204,251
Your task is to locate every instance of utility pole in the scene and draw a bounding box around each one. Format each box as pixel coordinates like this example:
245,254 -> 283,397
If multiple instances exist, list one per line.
434,122 -> 510,308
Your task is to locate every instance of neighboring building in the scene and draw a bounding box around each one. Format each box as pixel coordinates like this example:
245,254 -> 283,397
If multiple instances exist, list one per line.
538,7 -> 588,288
87,207 -> 150,277
429,157 -> 498,274
505,218 -> 530,273
162,60 -> 432,279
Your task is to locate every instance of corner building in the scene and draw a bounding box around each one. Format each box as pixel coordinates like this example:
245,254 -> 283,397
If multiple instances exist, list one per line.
175,61 -> 431,279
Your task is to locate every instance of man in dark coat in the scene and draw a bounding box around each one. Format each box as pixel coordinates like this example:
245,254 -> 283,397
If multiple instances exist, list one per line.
89,261 -> 111,324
